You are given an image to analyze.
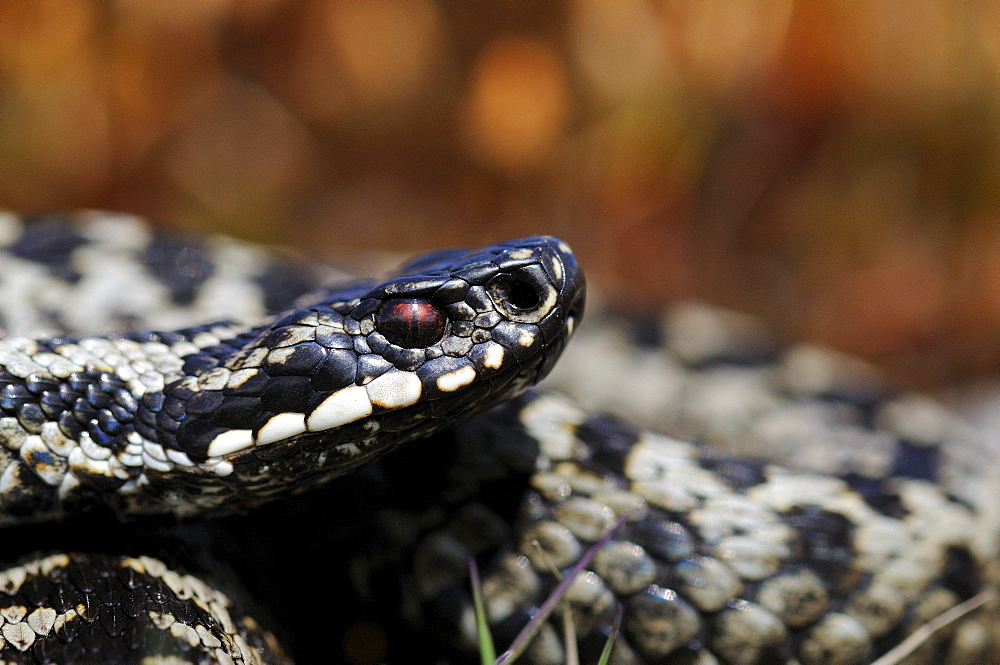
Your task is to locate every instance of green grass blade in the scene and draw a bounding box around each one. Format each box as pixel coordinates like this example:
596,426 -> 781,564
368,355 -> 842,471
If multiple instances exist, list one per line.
468,558 -> 497,664
596,604 -> 623,665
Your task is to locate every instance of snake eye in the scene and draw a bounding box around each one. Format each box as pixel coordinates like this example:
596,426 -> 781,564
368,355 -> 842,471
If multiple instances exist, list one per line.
376,299 -> 446,348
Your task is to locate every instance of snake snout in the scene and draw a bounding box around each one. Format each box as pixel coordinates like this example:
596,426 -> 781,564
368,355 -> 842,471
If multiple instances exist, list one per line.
548,237 -> 586,340
475,235 -> 586,389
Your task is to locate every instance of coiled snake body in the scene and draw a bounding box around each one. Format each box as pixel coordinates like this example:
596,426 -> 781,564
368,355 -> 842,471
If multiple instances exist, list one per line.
0,211 -> 994,665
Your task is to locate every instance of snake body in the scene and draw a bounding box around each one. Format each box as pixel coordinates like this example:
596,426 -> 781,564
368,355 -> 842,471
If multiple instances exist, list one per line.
0,211 -> 994,664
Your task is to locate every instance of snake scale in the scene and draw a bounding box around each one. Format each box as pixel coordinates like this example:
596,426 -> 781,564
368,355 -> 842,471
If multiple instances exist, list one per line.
0,210 -> 994,665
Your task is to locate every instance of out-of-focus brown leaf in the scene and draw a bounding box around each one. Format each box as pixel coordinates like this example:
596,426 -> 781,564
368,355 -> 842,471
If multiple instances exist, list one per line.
460,37 -> 569,174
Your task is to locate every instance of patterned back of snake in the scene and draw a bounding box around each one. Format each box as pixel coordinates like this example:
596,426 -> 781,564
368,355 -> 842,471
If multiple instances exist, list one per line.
0,211 -> 995,665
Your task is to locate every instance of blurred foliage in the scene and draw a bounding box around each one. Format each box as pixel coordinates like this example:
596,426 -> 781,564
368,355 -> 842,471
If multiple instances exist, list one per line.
0,0 -> 997,387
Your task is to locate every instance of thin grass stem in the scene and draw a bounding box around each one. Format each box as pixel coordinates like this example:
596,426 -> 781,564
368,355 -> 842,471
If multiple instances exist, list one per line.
496,513 -> 630,664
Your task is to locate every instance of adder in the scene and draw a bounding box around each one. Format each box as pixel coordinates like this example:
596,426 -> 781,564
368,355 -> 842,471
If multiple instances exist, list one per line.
0,210 -> 993,665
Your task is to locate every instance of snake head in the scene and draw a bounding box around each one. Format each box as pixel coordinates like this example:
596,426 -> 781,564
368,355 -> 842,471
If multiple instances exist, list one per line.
138,236 -> 584,508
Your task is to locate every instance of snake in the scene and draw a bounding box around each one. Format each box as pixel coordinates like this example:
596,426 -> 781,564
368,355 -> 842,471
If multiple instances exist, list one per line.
0,210 -> 994,665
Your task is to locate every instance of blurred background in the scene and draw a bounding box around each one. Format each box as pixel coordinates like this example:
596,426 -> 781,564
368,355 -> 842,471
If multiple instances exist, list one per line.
0,0 -> 997,392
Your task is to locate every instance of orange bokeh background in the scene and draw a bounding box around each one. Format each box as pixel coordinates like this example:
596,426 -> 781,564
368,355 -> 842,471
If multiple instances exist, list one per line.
0,0 -> 997,388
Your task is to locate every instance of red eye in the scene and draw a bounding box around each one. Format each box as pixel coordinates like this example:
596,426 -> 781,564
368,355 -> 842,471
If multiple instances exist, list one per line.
375,299 -> 446,348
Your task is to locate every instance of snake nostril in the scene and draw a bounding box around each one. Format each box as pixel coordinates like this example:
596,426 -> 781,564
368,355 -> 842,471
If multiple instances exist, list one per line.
490,276 -> 541,312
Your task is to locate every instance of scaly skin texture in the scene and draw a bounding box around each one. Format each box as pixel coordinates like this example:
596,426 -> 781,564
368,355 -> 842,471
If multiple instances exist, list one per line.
0,213 -> 583,525
0,211 -> 584,664
0,553 -> 290,665
271,388 -> 997,664
0,211 -> 994,664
